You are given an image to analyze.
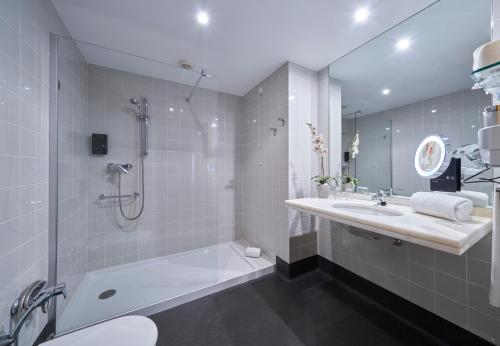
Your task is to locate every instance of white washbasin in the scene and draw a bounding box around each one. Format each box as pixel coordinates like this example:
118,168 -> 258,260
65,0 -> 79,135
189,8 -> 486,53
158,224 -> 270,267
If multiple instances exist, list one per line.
331,203 -> 403,216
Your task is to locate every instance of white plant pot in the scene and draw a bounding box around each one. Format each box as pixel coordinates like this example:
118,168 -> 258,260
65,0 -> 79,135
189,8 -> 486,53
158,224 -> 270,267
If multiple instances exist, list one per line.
317,183 -> 331,198
342,183 -> 355,192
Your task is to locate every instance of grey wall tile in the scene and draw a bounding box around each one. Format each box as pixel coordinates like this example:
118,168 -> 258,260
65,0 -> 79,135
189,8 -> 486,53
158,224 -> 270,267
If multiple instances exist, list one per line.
435,295 -> 468,327
468,258 -> 491,288
468,283 -> 500,320
409,283 -> 435,312
408,243 -> 434,267
387,273 -> 409,299
468,309 -> 500,345
467,234 -> 492,262
435,251 -> 466,279
409,262 -> 434,290
435,271 -> 467,305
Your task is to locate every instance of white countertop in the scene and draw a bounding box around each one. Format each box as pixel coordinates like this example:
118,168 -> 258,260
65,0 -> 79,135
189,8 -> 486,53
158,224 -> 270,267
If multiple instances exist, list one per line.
285,198 -> 492,255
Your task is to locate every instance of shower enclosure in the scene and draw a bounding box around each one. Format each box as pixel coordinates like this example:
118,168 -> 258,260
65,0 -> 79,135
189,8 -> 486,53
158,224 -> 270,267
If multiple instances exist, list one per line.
49,34 -> 272,335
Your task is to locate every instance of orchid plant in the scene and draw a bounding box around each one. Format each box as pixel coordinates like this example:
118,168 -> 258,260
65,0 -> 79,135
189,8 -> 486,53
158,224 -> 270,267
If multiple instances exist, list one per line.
342,174 -> 359,186
351,131 -> 360,159
306,122 -> 337,186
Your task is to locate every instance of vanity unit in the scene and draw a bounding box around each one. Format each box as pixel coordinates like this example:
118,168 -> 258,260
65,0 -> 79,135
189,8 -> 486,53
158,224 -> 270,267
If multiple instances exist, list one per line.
286,197 -> 492,255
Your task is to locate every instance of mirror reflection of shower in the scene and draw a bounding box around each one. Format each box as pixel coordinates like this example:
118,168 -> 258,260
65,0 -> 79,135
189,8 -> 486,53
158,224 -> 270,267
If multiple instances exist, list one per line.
111,97 -> 150,221
130,97 -> 150,156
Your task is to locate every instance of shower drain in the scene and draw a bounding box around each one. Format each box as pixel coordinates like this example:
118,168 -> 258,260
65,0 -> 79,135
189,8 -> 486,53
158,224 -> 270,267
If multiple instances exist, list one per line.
98,289 -> 116,300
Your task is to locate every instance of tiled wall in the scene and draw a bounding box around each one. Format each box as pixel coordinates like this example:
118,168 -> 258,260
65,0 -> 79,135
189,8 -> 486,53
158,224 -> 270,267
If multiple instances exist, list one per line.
241,63 -> 289,260
366,88 -> 492,198
86,64 -> 243,270
55,37 -> 88,317
288,63 -> 318,262
0,0 -> 73,344
318,223 -> 500,344
241,62 -> 321,263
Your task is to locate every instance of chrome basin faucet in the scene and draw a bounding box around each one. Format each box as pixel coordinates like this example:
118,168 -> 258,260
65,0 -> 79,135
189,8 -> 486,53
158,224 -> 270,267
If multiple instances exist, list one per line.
383,187 -> 402,197
372,190 -> 387,206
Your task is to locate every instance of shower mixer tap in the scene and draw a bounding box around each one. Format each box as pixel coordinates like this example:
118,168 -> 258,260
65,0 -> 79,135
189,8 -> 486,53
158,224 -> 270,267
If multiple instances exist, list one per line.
107,163 -> 133,174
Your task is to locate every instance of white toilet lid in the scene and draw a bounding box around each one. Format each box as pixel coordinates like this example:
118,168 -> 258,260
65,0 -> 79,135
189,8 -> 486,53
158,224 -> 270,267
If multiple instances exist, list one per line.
40,316 -> 158,346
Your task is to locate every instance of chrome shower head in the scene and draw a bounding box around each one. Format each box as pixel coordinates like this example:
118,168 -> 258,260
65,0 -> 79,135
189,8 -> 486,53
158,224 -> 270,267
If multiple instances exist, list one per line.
201,71 -> 216,78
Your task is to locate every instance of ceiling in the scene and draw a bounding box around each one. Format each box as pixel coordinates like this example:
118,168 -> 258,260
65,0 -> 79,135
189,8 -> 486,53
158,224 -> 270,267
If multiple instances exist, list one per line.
51,0 -> 436,96
330,0 -> 491,117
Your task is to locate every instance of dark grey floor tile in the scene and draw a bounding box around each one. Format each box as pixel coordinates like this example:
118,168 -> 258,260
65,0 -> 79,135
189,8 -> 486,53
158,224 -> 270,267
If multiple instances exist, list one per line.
151,271 -> 438,346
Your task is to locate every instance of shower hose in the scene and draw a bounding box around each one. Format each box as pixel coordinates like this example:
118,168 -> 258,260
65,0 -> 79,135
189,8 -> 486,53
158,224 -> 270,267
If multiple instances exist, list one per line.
117,155 -> 145,220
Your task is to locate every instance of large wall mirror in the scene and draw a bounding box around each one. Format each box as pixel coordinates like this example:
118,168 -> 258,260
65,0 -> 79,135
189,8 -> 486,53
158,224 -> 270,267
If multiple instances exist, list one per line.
329,0 -> 492,201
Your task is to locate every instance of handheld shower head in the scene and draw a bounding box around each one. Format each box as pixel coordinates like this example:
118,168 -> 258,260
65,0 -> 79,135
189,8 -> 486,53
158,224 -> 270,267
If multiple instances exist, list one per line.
130,98 -> 142,115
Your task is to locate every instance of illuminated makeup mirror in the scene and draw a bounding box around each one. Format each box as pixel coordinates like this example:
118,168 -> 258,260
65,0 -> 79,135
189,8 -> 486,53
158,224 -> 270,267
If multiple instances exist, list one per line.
414,135 -> 452,178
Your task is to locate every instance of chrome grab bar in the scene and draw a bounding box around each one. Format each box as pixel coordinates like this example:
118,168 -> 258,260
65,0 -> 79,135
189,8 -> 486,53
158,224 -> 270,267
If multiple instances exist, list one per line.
99,192 -> 139,200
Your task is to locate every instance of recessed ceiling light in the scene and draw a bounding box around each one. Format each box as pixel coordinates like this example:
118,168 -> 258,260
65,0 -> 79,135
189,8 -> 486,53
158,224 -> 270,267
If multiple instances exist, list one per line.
169,107 -> 174,112
431,109 -> 437,113
354,7 -> 369,22
197,11 -> 210,25
382,88 -> 390,95
396,38 -> 411,51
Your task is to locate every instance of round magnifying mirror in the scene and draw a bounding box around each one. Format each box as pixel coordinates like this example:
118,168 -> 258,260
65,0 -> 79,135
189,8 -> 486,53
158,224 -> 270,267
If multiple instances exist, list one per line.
414,135 -> 451,178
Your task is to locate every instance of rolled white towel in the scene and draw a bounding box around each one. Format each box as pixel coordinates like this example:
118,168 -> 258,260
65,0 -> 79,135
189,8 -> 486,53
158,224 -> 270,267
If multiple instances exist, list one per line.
410,192 -> 473,221
244,247 -> 261,258
435,190 -> 490,208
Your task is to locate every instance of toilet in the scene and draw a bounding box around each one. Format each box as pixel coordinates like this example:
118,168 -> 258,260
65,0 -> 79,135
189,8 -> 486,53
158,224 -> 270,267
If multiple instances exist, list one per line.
39,316 -> 158,346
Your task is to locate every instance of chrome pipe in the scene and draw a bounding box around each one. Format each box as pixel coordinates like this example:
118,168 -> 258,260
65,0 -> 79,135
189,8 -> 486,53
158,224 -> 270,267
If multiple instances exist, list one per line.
186,71 -> 204,103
